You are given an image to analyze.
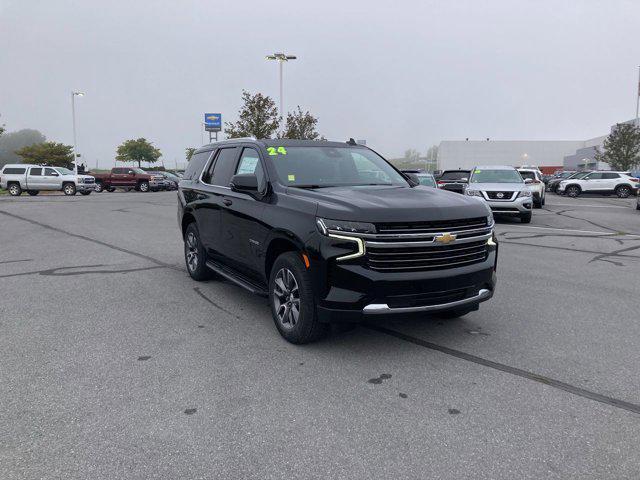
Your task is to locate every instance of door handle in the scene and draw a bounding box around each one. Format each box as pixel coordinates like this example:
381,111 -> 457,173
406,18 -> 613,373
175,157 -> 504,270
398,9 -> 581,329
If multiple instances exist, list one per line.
223,198 -> 233,206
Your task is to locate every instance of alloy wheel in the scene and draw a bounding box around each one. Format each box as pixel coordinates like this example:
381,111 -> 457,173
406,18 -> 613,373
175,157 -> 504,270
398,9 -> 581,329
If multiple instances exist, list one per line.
273,268 -> 300,330
617,186 -> 630,198
185,232 -> 199,272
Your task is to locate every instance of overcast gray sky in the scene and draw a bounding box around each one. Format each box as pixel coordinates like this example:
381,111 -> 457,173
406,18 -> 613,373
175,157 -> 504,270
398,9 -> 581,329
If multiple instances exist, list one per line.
1,0 -> 639,168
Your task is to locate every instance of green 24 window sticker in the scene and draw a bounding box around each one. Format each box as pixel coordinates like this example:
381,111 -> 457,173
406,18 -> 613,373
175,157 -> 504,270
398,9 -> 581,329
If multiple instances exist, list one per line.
267,146 -> 287,156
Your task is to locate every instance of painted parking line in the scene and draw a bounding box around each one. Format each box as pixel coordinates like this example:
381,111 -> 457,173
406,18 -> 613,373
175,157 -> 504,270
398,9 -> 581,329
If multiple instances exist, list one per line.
495,225 -> 640,237
547,203 -> 631,209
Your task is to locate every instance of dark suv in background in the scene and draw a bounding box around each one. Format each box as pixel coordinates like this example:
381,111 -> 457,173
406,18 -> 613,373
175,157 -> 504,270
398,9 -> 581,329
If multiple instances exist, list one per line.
178,139 -> 497,343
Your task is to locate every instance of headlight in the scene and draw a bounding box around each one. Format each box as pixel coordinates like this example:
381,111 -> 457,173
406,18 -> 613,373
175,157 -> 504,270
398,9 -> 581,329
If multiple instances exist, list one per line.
316,218 -> 369,261
486,210 -> 494,226
316,218 -> 376,235
465,189 -> 483,197
518,190 -> 532,198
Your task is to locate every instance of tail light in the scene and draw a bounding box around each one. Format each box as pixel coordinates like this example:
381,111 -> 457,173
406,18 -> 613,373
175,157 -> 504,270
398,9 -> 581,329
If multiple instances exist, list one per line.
630,177 -> 639,183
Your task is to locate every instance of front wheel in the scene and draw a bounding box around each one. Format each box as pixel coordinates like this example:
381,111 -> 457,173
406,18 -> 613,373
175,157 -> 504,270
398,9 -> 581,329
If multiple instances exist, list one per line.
8,184 -> 22,196
184,223 -> 212,281
138,181 -> 149,192
94,182 -> 104,193
520,212 -> 532,223
566,185 -> 580,198
269,252 -> 328,344
27,190 -> 39,196
63,183 -> 76,196
616,185 -> 631,198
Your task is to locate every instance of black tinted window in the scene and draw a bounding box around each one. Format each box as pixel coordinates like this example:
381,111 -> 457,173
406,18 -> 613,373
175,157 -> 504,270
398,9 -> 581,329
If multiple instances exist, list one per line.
209,148 -> 238,186
2,167 -> 26,174
601,173 -> 619,179
586,172 -> 603,180
184,150 -> 212,181
440,171 -> 470,180
29,168 -> 43,176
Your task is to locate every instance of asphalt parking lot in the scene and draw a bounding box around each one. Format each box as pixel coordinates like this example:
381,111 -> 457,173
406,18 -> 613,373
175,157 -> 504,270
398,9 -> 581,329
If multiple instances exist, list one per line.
1,191 -> 639,479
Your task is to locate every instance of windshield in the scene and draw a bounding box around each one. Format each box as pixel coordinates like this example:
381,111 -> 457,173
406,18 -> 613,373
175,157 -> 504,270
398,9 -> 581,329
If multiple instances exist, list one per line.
470,168 -> 523,184
56,167 -> 73,175
439,171 -> 470,181
133,168 -> 146,174
416,174 -> 436,187
559,171 -> 574,178
268,146 -> 407,187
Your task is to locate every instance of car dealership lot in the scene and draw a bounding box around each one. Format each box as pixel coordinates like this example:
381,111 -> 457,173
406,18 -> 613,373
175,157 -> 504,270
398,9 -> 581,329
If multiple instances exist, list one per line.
1,192 -> 640,479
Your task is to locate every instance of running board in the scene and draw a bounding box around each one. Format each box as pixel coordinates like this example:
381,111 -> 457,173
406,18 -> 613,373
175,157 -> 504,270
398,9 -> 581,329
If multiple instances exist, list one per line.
205,260 -> 268,297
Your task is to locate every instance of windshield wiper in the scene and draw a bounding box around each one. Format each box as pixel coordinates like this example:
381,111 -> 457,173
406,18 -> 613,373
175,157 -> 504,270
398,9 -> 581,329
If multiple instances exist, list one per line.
290,184 -> 330,189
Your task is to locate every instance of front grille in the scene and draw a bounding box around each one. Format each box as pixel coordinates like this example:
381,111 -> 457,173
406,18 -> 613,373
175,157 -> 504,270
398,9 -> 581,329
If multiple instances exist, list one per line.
375,217 -> 487,235
84,178 -> 95,184
367,240 -> 488,272
485,191 -> 515,200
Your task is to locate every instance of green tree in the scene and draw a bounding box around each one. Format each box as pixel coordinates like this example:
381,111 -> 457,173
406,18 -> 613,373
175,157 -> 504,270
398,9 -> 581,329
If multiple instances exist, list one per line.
279,106 -> 323,140
404,149 -> 420,162
115,138 -> 161,168
15,142 -> 74,168
595,123 -> 640,171
224,90 -> 280,139
185,147 -> 196,162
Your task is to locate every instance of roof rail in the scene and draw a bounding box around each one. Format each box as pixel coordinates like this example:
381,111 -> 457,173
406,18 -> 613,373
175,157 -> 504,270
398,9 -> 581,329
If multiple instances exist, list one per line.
225,136 -> 256,141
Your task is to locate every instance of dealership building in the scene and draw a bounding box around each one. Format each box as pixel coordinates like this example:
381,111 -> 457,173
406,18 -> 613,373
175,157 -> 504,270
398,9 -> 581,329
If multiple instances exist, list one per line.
437,119 -> 636,173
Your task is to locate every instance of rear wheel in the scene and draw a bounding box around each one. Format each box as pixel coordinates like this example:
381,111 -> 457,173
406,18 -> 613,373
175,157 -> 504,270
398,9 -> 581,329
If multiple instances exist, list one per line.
27,190 -> 39,196
8,183 -> 22,196
269,252 -> 328,344
520,212 -> 532,223
566,185 -> 580,198
184,223 -> 212,281
63,183 -> 76,196
615,185 -> 631,198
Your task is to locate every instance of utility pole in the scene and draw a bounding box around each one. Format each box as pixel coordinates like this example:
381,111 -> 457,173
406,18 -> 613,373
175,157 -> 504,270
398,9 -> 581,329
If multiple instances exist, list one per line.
265,52 -> 297,124
71,91 -> 85,178
636,65 -> 640,128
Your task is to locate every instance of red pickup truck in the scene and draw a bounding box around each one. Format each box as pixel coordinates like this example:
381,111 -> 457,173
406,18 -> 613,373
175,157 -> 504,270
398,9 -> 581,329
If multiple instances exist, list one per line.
91,167 -> 164,193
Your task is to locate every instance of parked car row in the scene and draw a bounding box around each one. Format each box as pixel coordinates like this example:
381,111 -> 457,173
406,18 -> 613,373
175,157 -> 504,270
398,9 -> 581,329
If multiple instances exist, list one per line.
0,165 -> 183,196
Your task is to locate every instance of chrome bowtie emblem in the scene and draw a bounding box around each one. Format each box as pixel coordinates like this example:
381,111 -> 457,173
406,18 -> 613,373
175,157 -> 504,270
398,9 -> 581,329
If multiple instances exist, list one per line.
435,233 -> 457,244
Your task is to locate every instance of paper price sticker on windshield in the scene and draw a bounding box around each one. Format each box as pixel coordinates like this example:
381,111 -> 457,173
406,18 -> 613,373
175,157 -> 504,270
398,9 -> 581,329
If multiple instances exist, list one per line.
267,147 -> 288,156
288,174 -> 296,182
474,170 -> 481,173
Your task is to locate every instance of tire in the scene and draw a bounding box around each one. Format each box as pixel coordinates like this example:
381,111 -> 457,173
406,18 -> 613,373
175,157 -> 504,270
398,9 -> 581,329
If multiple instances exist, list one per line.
80,191 -> 91,196
269,252 -> 328,344
520,212 -> 532,223
533,194 -> 542,208
63,183 -> 76,196
636,201 -> 640,211
94,182 -> 104,193
566,185 -> 580,198
27,190 -> 39,196
106,187 -> 116,192
8,183 -> 22,196
184,223 -> 213,281
615,185 -> 631,199
138,181 -> 149,192
541,192 -> 546,206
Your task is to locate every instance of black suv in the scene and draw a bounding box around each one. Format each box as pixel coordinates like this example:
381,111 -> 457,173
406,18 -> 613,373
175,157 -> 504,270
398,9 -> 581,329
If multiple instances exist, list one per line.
178,139 -> 497,343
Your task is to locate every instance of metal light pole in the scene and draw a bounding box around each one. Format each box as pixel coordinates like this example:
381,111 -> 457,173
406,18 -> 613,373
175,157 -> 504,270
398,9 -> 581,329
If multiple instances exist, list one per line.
635,65 -> 640,128
71,91 -> 85,178
265,52 -> 297,123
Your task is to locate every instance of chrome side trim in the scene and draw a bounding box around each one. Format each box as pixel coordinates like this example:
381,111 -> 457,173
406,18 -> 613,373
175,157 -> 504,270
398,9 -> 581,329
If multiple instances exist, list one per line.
363,289 -> 491,314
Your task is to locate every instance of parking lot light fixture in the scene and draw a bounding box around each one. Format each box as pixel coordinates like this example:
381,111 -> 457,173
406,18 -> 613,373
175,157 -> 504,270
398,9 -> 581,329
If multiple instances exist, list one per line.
71,91 -> 85,178
265,52 -> 297,124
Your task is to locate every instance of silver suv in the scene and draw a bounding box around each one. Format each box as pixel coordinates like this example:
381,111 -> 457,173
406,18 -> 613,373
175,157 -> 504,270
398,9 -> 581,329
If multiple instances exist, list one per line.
465,165 -> 533,223
0,164 -> 95,196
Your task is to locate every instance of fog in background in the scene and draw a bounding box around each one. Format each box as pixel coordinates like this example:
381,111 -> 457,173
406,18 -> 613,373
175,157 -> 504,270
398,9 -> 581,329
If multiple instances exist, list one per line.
1,0 -> 639,168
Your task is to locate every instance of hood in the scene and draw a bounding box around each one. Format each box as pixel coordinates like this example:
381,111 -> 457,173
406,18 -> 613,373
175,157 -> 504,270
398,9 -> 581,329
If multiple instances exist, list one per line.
287,185 -> 491,223
466,182 -> 527,192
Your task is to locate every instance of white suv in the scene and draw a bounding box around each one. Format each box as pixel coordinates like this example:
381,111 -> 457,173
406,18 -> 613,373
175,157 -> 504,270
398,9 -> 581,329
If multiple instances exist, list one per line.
517,168 -> 545,208
558,171 -> 639,198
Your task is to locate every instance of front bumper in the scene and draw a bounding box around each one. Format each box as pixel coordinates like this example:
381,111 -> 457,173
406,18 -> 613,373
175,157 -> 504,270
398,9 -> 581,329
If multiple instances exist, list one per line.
313,237 -> 498,323
76,183 -> 95,192
486,196 -> 532,215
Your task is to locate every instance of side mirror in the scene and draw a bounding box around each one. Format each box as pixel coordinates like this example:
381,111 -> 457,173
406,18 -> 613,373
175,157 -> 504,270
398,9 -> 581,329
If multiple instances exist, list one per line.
230,173 -> 259,194
128,170 -> 135,175
403,173 -> 420,186
524,178 -> 533,184
51,172 -> 59,177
